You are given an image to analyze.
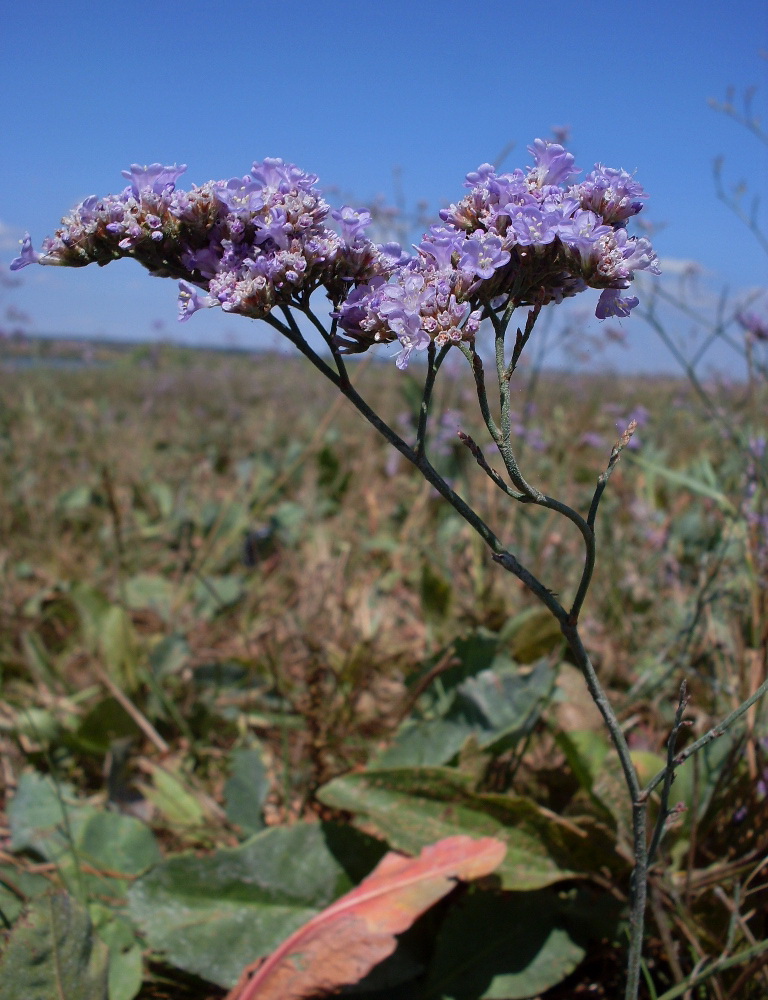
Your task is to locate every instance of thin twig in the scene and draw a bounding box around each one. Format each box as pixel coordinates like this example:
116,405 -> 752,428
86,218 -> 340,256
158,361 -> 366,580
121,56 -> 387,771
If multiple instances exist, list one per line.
646,681 -> 691,866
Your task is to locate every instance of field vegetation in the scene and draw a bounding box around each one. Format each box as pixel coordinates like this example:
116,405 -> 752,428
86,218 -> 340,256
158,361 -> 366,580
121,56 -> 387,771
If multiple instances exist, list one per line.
1,336 -> 766,998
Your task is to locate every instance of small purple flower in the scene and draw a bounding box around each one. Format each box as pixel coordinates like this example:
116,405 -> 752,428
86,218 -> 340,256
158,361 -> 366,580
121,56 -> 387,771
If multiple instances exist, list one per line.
506,205 -> 560,246
9,233 -> 42,270
527,139 -> 580,187
250,157 -> 318,194
331,206 -> 372,243
394,325 -> 431,369
459,233 -> 510,279
580,431 -> 608,449
418,226 -> 467,271
178,280 -> 216,321
736,307 -> 768,341
596,288 -> 640,319
253,206 -> 292,250
215,176 -> 265,214
556,210 -> 613,259
121,163 -> 187,199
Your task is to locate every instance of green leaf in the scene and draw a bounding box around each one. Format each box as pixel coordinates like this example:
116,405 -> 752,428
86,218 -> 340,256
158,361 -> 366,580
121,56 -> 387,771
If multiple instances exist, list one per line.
625,453 -> 736,514
0,892 -> 109,1000
317,768 -> 622,890
107,945 -> 142,1000
456,658 -> 554,752
127,821 -> 387,988
555,730 -> 611,798
11,706 -> 63,743
376,661 -> 553,767
75,811 -> 161,903
149,634 -> 190,677
373,718 -> 474,768
224,746 -> 270,836
56,485 -> 97,514
20,630 -> 60,689
99,606 -> 140,690
9,772 -> 160,905
9,772 -> 93,863
270,501 -> 307,547
136,762 -> 207,828
405,631 -> 501,714
0,864 -> 53,927
192,574 -> 245,620
68,584 -> 140,689
74,697 -> 142,755
423,888 -> 585,999
148,481 -> 174,519
69,582 -> 112,649
89,908 -> 143,1000
124,573 -> 175,621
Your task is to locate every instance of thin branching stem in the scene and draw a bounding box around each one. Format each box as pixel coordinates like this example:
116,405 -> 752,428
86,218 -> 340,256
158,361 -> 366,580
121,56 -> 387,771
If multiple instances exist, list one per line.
458,342 -> 502,445
642,674 -> 768,801
416,342 -> 450,458
560,623 -> 645,1000
647,682 -> 691,867
263,312 -> 508,559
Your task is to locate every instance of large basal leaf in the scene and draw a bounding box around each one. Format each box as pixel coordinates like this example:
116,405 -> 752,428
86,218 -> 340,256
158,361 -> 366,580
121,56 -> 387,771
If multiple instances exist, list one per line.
407,633 -> 500,709
454,658 -> 554,752
376,657 -> 553,768
9,771 -> 160,904
373,717 -> 474,768
127,821 -> 388,988
317,767 -> 623,890
422,888 -> 585,999
226,835 -> 507,1000
0,892 -> 109,1000
10,771 -> 96,862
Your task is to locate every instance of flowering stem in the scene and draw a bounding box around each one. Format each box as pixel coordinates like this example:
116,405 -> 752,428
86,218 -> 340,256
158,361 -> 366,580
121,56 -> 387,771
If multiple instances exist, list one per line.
560,622 -> 646,1000
416,342 -> 451,458
262,310 -> 507,557
264,306 -> 650,1000
489,306 -> 544,501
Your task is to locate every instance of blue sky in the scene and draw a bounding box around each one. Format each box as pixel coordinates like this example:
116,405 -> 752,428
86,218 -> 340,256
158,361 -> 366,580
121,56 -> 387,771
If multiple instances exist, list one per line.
2,0 -> 767,371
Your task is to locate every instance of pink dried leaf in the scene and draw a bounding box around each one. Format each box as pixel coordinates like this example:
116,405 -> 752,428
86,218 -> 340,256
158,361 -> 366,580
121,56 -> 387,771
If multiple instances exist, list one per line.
225,834 -> 506,1000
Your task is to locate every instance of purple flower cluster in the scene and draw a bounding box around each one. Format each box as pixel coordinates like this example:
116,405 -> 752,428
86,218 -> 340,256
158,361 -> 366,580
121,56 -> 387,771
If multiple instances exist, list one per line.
336,140 -> 658,366
11,140 -> 658,369
11,159 -> 398,323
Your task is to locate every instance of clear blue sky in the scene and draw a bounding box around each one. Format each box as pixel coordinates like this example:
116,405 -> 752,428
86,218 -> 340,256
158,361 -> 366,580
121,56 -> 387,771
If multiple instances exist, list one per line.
2,0 -> 767,371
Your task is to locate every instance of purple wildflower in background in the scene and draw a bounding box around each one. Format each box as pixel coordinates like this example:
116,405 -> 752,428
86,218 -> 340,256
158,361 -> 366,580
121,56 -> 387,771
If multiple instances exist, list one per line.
736,306 -> 768,342
580,431 -> 608,449
12,139 -> 658,368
